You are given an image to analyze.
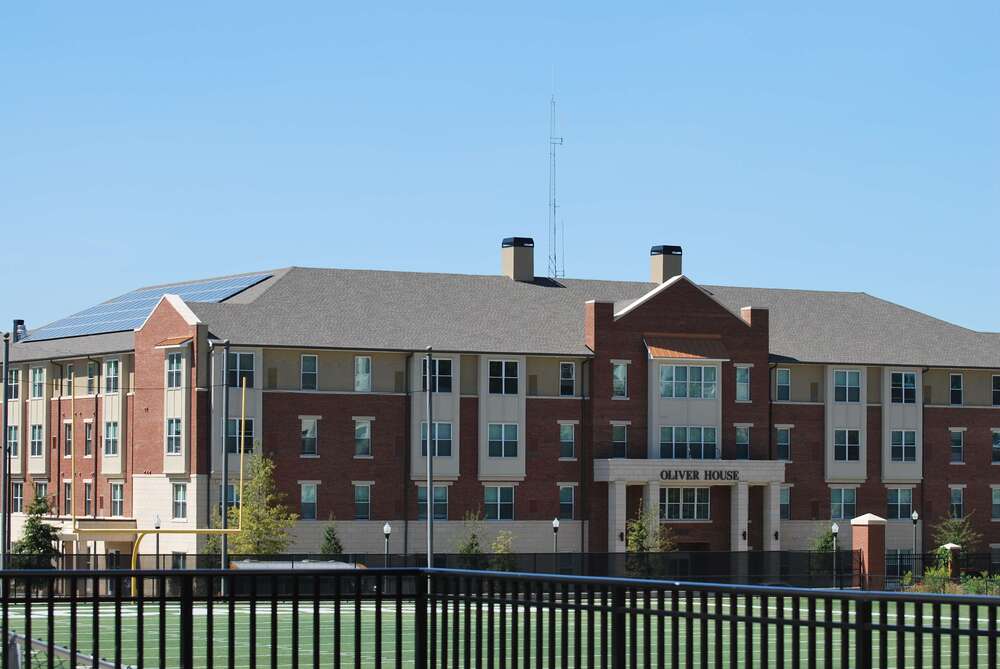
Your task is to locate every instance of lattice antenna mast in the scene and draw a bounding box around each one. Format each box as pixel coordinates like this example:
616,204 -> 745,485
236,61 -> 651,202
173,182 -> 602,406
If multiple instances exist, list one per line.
548,94 -> 564,278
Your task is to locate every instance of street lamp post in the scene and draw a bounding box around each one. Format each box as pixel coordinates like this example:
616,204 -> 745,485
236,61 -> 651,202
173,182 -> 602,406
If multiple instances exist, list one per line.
911,510 -> 920,576
552,518 -> 560,554
154,514 -> 161,570
424,347 -> 434,569
383,522 -> 392,568
831,522 -> 840,589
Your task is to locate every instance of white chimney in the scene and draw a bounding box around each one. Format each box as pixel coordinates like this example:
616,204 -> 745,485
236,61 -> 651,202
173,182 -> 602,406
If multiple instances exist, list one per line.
501,237 -> 535,282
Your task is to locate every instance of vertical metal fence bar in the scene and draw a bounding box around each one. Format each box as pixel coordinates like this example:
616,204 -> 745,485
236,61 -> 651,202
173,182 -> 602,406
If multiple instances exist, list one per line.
698,590 -> 708,669
509,579 -> 518,669
775,594 -> 784,668
440,575 -> 448,669
642,589 -> 651,669
879,599 -> 888,669
988,604 -> 997,669
272,574 -> 279,669
534,581 -> 542,669
969,603 -> 978,669
628,589 -> 637,669
70,574 -> 79,668
314,574 -> 322,669
136,573 -> 144,669
548,581 -> 557,669
840,599 -> 849,669
896,599 -> 906,669
396,574 -> 404,669
855,599 -> 872,669
611,585 -> 625,669
452,576 -> 460,669
229,573 -> 238,669
414,573 -> 427,669
822,596 -> 832,669
46,573 -> 54,669
713,591 -> 722,669
674,591 -> 682,669
0,576 -> 7,669
931,602 -> 941,668
497,580 -> 505,669
686,590 -> 695,669
333,574 -> 341,669
743,593 -> 752,669
574,583 -> 582,669
950,600 -> 959,668
205,574 -> 213,669
601,587 -> 608,669
659,590 -> 667,669
250,574 -> 257,669
475,578 -> 483,669
355,574 -> 364,669
24,575 -> 32,668
806,597 -> 816,669
465,576 -> 472,669
914,600 -> 923,669
181,573 -> 195,669
791,595 -> 800,669
375,572 -> 384,669
487,579 -> 495,669
760,593 -> 768,669
561,582 -> 569,669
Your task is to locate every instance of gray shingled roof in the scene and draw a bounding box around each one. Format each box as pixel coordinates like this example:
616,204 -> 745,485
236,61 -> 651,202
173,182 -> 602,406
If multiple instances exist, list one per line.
10,266 -> 1000,368
10,331 -> 134,363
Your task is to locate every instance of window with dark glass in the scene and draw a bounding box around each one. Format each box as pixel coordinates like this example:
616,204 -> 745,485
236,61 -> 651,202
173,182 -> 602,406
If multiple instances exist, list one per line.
776,427 -> 791,460
484,486 -> 514,520
420,422 -> 452,457
559,363 -> 575,396
659,426 -> 717,460
833,370 -> 861,403
890,372 -> 916,404
487,423 -> 518,457
775,368 -> 790,401
887,488 -> 912,519
559,486 -> 575,520
735,427 -> 750,460
950,374 -> 963,405
227,352 -> 254,388
834,429 -> 860,461
949,430 -> 964,463
300,354 -> 317,390
890,430 -> 916,462
421,358 -> 452,393
417,485 -> 448,520
300,418 -> 317,455
559,424 -> 575,459
950,488 -> 964,518
659,487 -> 710,520
226,418 -> 254,453
353,484 -> 370,520
301,483 -> 317,520
611,424 -> 628,458
488,360 -> 519,395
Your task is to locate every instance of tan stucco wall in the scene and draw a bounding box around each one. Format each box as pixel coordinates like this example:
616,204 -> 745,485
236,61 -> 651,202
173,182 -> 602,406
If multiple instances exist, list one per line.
924,369 -> 996,406
460,355 -> 478,395
263,349 -> 407,393
771,364 -> 824,402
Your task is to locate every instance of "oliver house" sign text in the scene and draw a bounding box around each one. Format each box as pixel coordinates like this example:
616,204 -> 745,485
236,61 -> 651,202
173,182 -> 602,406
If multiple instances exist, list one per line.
659,469 -> 740,482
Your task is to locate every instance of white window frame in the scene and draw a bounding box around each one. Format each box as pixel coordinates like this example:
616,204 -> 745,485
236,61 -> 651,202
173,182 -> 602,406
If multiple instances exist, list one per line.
7,369 -> 19,401
487,423 -> 518,458
300,354 -> 318,390
735,425 -> 751,460
34,482 -> 47,505
172,483 -> 188,520
226,418 -> 254,454
831,487 -> 857,520
166,418 -> 182,455
659,364 -> 718,400
420,422 -> 452,457
12,482 -> 23,513
227,352 -> 255,389
300,482 -> 318,520
558,484 -> 575,520
992,486 -> 1000,520
611,422 -> 628,458
559,362 -> 575,397
86,362 -> 98,395
64,364 -> 74,397
30,424 -> 43,457
558,422 -> 576,460
659,487 -> 711,521
833,428 -> 860,462
484,485 -> 514,521
63,421 -> 73,458
775,426 -> 791,461
775,368 -> 791,401
104,360 -> 120,395
354,356 -> 372,392
890,371 -> 916,405
110,482 -> 124,517
421,358 -> 453,393
993,375 -> 1000,407
949,428 -> 965,464
104,421 -> 119,456
353,483 -> 371,520
950,373 -> 963,406
779,487 -> 791,520
992,429 -> 1000,464
166,353 -> 183,390
5,426 -> 18,458
949,486 -> 965,519
84,421 -> 93,457
659,426 -> 719,460
890,429 -> 916,463
488,360 -> 519,395
417,484 -> 449,520
887,487 -> 913,520
611,361 -> 629,399
735,365 -> 751,402
833,369 -> 861,403
30,367 -> 44,399
83,481 -> 92,515
300,417 -> 318,456
354,417 -> 372,458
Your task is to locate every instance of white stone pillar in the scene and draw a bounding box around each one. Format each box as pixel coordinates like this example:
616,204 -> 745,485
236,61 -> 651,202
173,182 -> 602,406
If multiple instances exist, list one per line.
644,482 -> 660,539
609,481 -> 627,553
730,482 -> 749,551
761,483 -> 782,551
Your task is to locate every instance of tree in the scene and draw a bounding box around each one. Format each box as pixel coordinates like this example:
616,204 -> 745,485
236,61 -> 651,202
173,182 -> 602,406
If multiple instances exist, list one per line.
812,529 -> 836,553
12,497 -> 61,567
626,504 -> 676,553
932,514 -> 982,553
320,518 -> 344,557
490,530 -> 516,572
204,454 -> 298,556
455,510 -> 486,568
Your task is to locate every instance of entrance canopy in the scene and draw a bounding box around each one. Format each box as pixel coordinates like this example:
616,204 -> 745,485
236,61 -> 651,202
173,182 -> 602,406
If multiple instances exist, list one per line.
594,459 -> 785,485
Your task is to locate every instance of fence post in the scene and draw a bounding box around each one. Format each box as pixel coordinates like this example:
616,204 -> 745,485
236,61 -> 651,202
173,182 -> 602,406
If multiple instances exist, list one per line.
855,599 -> 873,668
180,574 -> 194,669
612,585 -> 626,669
415,572 -> 428,669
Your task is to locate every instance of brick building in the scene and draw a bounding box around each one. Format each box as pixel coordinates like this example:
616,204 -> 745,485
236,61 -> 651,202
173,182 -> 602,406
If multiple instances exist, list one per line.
4,240 -> 1000,564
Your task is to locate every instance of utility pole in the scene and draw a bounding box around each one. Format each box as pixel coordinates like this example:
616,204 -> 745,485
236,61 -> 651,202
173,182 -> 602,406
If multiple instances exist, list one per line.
1,332 -> 9,568
425,347 -> 434,569
220,340 -> 231,572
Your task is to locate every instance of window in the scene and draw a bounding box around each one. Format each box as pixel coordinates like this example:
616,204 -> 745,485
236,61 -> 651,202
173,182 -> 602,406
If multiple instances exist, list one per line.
833,370 -> 861,403
225,484 -> 240,511
300,418 -> 318,456
950,488 -> 964,518
226,418 -> 254,454
104,360 -> 119,394
735,426 -> 750,460
167,353 -> 183,389
559,423 -> 575,459
659,487 -> 710,521
993,488 -> 1000,520
776,428 -> 791,460
86,363 -> 98,395
779,488 -> 790,520
834,429 -> 860,461
994,376 -> 1000,407
611,424 -> 628,458
993,431 -> 1000,464
488,360 -> 519,395
83,482 -> 92,515
171,553 -> 187,570
559,363 -> 575,396
301,483 -> 317,520
30,368 -> 44,398
890,430 -> 916,463
353,484 -> 370,520
611,362 -> 628,398
659,426 -> 718,460
354,356 -> 371,392
487,423 -> 518,458
421,358 -> 453,393
34,482 -> 47,505
227,352 -> 254,388
950,374 -> 963,405
559,485 -> 575,520
63,482 -> 71,514
64,423 -> 72,457
891,372 -> 916,404
6,426 -> 18,458
831,488 -> 856,520
64,365 -> 74,396
166,418 -> 182,455
420,422 -> 452,457
417,485 -> 448,520
776,368 -> 790,401
172,483 -> 187,519
84,423 -> 93,457
300,354 -> 317,390
735,367 -> 751,402
110,483 -> 124,517
484,486 -> 514,520
659,365 -> 717,400
104,421 -> 119,456
887,488 -> 913,520
30,424 -> 43,457
12,483 -> 23,513
950,430 -> 964,464
6,369 -> 19,400
354,419 -> 371,457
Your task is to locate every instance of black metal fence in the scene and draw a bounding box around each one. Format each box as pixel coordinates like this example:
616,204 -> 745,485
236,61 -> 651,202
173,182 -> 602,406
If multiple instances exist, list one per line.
3,566 -> 999,668
40,550 -> 860,588
886,552 -> 1000,592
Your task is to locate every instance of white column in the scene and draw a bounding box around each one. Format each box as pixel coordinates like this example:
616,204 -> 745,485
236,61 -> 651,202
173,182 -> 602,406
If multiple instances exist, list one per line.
761,483 -> 782,551
730,482 -> 749,551
644,482 -> 660,538
608,481 -> 627,553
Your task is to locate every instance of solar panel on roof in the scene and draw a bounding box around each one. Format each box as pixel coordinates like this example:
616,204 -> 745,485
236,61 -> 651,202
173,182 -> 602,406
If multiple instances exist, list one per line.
22,273 -> 271,342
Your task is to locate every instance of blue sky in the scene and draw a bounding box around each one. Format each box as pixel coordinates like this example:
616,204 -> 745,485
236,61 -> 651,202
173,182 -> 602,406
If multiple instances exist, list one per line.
2,3 -> 998,333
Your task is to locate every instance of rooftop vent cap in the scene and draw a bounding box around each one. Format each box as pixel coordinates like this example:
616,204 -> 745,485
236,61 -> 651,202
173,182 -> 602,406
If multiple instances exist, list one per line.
501,237 -> 535,282
12,319 -> 26,342
650,245 -> 683,283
